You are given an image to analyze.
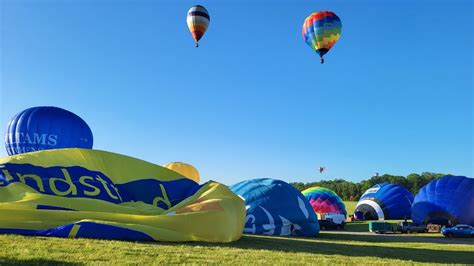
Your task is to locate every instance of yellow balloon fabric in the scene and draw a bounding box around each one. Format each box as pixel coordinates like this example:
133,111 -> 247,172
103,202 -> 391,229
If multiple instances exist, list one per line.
0,149 -> 245,242
164,162 -> 200,183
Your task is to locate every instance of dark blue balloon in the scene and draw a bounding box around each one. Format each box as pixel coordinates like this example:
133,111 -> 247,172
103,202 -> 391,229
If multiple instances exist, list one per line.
5,106 -> 93,155
412,175 -> 474,226
355,183 -> 414,220
230,178 -> 319,237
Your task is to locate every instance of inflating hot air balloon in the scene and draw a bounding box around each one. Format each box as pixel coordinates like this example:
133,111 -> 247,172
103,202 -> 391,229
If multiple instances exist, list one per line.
302,11 -> 342,64
0,149 -> 245,242
355,183 -> 414,220
302,187 -> 347,216
412,175 -> 474,226
164,162 -> 200,183
187,5 -> 210,47
4,106 -> 93,155
230,178 -> 319,237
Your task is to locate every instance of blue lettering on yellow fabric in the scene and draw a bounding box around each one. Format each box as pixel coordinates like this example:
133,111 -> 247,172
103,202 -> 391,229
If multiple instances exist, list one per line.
0,163 -> 201,209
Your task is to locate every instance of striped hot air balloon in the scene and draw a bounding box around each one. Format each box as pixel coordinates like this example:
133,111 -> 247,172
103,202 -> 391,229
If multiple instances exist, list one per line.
186,5 -> 210,47
302,11 -> 342,64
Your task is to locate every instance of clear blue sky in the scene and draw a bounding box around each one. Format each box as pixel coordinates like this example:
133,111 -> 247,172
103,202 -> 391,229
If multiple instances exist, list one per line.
1,0 -> 472,185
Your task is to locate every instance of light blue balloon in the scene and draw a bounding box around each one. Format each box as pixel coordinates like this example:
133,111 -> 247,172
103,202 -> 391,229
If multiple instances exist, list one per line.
230,178 -> 319,237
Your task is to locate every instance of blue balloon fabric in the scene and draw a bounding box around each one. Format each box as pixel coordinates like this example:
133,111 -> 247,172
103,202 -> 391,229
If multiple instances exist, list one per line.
355,183 -> 414,220
230,178 -> 319,237
5,106 -> 93,155
412,175 -> 474,226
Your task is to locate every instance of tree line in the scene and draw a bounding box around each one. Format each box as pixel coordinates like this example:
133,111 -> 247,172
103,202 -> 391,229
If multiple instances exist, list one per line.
290,172 -> 447,201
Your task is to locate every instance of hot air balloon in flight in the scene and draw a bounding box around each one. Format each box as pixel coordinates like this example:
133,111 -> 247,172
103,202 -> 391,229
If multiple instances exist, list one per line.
164,162 -> 200,183
302,11 -> 342,64
4,106 -> 93,155
186,5 -> 210,47
319,166 -> 326,174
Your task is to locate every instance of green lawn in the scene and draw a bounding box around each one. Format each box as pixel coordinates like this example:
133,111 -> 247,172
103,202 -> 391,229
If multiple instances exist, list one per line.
344,201 -> 358,214
0,201 -> 471,264
0,233 -> 472,265
343,201 -> 370,232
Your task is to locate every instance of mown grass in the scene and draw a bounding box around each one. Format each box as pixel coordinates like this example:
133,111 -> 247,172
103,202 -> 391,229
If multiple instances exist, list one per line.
343,201 -> 358,214
0,201 -> 470,264
0,233 -> 472,265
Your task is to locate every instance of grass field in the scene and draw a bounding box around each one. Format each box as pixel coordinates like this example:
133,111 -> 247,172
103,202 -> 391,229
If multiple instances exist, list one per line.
0,201 -> 471,264
344,201 -> 358,214
0,233 -> 472,265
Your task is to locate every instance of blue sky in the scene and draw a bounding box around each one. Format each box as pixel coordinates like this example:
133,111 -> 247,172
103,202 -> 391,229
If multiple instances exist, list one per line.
1,0 -> 472,185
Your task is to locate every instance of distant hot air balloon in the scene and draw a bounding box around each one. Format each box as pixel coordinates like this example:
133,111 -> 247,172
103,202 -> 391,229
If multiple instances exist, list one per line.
186,5 -> 210,47
4,106 -> 93,155
319,166 -> 326,173
164,162 -> 200,183
302,11 -> 342,64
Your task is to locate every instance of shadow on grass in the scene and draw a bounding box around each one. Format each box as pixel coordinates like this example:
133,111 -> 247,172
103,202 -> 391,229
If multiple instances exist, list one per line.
344,222 -> 370,232
319,232 -> 474,244
0,258 -> 80,265
167,235 -> 474,264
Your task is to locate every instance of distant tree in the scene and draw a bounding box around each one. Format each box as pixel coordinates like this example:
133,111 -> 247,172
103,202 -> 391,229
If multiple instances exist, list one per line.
291,172 -> 449,200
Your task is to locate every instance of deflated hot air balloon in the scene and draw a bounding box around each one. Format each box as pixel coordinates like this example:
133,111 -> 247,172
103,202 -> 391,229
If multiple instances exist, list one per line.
412,175 -> 474,226
355,183 -> 414,220
187,5 -> 210,47
230,178 -> 319,237
302,187 -> 347,216
302,11 -> 342,64
0,149 -> 245,242
164,162 -> 200,183
4,106 -> 93,155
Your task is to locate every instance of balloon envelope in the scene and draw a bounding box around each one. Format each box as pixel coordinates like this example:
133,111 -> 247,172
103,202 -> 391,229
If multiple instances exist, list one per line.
0,149 -> 245,242
5,106 -> 93,155
355,183 -> 414,220
302,11 -> 342,62
187,5 -> 210,46
230,178 -> 319,237
302,187 -> 347,216
164,162 -> 200,183
412,175 -> 474,226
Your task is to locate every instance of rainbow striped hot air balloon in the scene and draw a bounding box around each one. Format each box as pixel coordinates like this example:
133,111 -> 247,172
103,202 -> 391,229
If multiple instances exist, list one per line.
302,187 -> 347,216
187,5 -> 210,47
302,11 -> 342,64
